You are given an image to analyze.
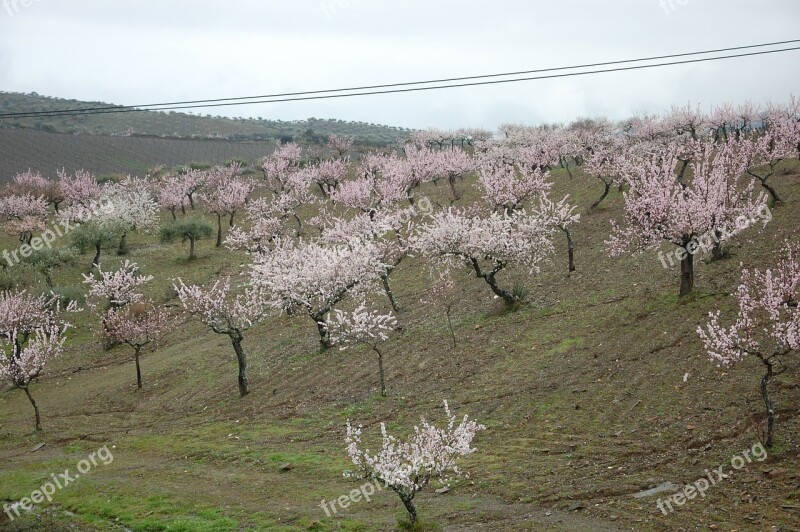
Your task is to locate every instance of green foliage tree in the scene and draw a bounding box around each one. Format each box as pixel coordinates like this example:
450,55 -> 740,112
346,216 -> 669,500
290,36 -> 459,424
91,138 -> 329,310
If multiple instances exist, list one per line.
160,218 -> 214,260
20,248 -> 78,287
69,221 -> 124,271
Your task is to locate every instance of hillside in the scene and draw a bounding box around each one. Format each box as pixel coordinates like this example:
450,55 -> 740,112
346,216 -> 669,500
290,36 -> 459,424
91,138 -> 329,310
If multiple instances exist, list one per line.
0,128 -> 277,180
0,92 -> 412,145
0,160 -> 798,531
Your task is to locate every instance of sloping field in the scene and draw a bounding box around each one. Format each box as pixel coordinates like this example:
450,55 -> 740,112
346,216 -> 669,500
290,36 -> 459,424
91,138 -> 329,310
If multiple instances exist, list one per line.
0,129 -> 276,179
0,164 -> 798,531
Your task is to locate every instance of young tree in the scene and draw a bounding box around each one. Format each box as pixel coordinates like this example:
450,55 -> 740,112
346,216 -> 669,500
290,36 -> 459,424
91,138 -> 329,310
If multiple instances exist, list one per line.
251,239 -> 387,350
413,208 -> 554,306
82,260 -> 153,311
343,401 -> 485,525
160,218 -> 215,260
325,303 -> 397,397
0,291 -> 72,431
697,242 -> 799,447
21,248 -> 78,288
104,301 -> 172,389
174,278 -> 268,396
607,140 -> 768,296
537,194 -> 581,273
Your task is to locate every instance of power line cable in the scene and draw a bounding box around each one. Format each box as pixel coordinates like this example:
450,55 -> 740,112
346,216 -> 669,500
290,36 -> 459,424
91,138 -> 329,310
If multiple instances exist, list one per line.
2,38 -> 798,118
2,44 -> 799,119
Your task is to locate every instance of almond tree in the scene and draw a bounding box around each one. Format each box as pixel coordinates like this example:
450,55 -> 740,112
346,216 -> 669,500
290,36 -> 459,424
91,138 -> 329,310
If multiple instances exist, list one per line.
98,176 -> 160,255
537,194 -> 581,273
0,291 -> 72,431
157,175 -> 190,220
261,143 -> 303,194
174,277 -> 268,396
607,140 -> 768,296
58,169 -> 101,210
697,242 -> 799,447
343,401 -> 485,525
318,210 -> 414,312
104,301 -> 172,389
201,166 -> 255,247
438,147 -> 475,202
251,239 -> 387,350
83,260 -> 153,311
325,303 -> 397,397
9,171 -> 62,211
476,157 -> 551,214
0,193 -> 49,244
413,207 -> 554,306
328,134 -> 354,158
225,198 -> 285,253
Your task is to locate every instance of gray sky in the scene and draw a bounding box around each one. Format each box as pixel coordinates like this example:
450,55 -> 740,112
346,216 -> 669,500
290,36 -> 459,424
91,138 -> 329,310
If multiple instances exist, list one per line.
1,0 -> 799,130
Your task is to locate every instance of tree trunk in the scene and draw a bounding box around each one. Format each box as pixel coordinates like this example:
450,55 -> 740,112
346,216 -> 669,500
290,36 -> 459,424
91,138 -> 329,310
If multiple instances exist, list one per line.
471,259 -> 516,306
759,356 -> 776,448
590,180 -> 611,210
561,227 -> 575,273
445,305 -> 456,348
91,243 -> 102,270
188,236 -> 196,260
314,317 -> 331,351
711,238 -> 725,261
231,335 -> 249,397
23,386 -> 41,432
448,175 -> 462,202
381,273 -> 400,312
401,495 -> 418,525
134,346 -> 143,389
679,247 -> 694,297
170,208 -> 177,221
229,212 -> 235,227
215,213 -> 223,248
373,346 -> 387,397
181,204 -> 186,215
117,232 -> 129,256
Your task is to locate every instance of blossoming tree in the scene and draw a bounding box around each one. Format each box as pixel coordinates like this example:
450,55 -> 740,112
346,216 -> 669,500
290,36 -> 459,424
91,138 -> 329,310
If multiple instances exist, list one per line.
174,277 -> 268,396
697,242 -> 799,447
251,239 -> 387,350
104,301 -> 172,389
0,291 -> 72,431
343,401 -> 485,525
325,303 -> 397,397
413,207 -> 554,306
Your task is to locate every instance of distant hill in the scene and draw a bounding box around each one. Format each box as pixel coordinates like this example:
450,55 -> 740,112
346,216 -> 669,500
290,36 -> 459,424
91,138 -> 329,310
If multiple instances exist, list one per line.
0,92 -> 413,180
0,92 -> 413,145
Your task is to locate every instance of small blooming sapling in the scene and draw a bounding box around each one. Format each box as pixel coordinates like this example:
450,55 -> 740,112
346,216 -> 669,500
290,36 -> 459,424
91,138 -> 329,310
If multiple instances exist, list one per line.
104,301 -> 173,389
697,242 -> 799,447
344,401 -> 485,525
325,303 -> 397,397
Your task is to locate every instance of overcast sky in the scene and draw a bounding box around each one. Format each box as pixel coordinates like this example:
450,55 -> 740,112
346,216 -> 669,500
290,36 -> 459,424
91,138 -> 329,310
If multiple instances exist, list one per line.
1,1 -> 798,130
